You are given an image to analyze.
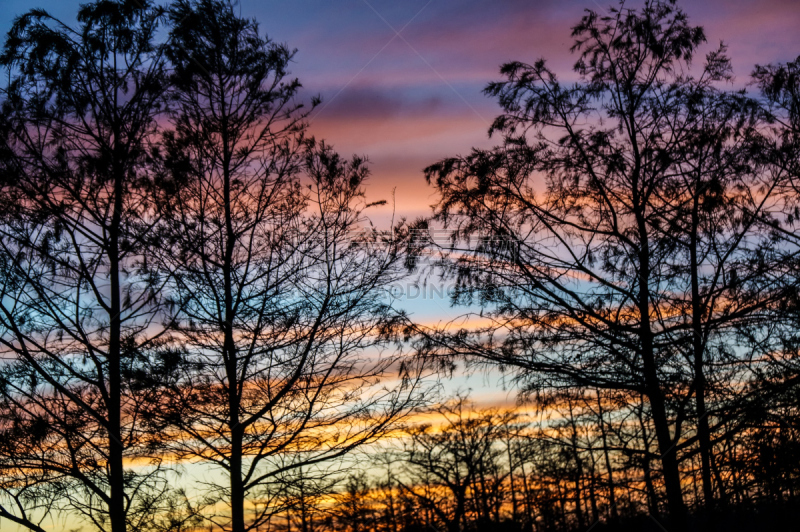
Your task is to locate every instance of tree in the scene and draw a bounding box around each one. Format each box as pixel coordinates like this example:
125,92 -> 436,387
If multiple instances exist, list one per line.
390,397 -> 512,532
150,2 -> 428,531
415,0 -> 786,525
331,472 -> 377,532
647,57 -> 790,511
749,56 -> 800,403
0,1 -> 179,531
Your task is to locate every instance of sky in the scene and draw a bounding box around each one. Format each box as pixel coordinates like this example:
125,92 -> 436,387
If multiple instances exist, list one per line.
2,0 -> 799,221
1,0 -> 799,403
245,0 -> 800,222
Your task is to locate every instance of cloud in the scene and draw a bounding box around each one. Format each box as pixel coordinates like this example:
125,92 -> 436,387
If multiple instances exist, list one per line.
310,85 -> 448,120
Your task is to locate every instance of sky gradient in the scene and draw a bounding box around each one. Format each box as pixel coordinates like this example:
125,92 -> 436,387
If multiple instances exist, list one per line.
3,0 -> 799,221
1,0 -> 799,403
251,0 -> 800,219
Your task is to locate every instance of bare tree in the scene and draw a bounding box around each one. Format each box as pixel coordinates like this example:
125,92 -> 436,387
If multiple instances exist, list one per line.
0,1 -> 181,531
150,2 -> 429,531
389,397 -> 512,532
331,472 -> 377,532
414,0 -> 787,525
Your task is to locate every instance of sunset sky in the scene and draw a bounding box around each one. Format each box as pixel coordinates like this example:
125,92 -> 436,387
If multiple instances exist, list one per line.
1,0 -> 799,404
3,0 -> 799,221
250,0 -> 800,221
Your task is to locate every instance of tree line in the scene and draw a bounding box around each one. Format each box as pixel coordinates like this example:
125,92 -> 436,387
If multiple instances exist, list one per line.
0,0 -> 799,531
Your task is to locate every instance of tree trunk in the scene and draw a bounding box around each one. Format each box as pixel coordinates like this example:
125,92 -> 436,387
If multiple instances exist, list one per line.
230,427 -> 245,532
519,460 -> 534,532
637,221 -> 686,526
568,403 -> 585,529
299,479 -> 309,532
588,451 -> 600,523
596,391 -> 619,522
639,407 -> 659,517
690,197 -> 715,510
643,374 -> 685,526
221,105 -> 245,532
451,486 -> 466,532
507,440 -> 518,523
108,149 -> 126,532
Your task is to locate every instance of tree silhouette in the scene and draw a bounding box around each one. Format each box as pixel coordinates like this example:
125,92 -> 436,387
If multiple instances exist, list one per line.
416,0 -> 791,526
0,1 -> 179,531
1,0 -> 800,531
148,2 -> 428,531
389,398 -> 514,532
